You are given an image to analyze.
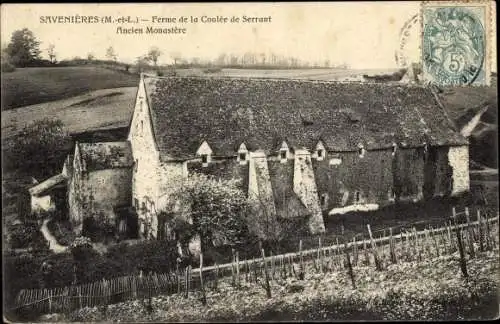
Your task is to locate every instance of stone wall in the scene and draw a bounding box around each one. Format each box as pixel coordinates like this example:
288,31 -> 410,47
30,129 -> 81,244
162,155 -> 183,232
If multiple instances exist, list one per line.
393,147 -> 425,202
248,151 -> 279,239
293,150 -> 325,234
313,149 -> 394,211
448,145 -> 470,195
69,166 -> 132,234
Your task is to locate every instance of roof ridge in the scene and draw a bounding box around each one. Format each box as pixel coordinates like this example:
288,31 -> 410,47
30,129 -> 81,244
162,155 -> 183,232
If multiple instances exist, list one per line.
142,73 -> 427,88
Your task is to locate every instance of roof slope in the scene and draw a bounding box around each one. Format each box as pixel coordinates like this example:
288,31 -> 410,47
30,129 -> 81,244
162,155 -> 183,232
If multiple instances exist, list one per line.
29,173 -> 67,196
143,76 -> 467,159
78,142 -> 133,172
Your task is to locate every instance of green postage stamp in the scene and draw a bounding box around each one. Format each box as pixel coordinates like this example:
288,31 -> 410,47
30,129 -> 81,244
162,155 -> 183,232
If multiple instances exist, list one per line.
422,1 -> 492,86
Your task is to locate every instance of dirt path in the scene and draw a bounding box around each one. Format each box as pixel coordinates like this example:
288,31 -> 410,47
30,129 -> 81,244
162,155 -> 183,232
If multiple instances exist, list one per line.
461,104 -> 490,137
40,219 -> 68,253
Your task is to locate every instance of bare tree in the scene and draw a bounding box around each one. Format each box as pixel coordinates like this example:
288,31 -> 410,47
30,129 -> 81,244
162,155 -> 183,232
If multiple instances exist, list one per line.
215,53 -> 226,66
135,55 -> 151,73
105,46 -> 117,62
47,44 -> 56,63
170,52 -> 182,66
147,46 -> 162,67
190,57 -> 200,66
260,53 -> 266,65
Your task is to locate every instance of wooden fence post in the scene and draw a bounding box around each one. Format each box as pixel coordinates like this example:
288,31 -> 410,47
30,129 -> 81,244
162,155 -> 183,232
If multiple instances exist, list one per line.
236,250 -> 240,287
184,266 -> 189,299
389,228 -> 397,264
430,226 -> 440,257
261,249 -> 272,298
344,240 -> 356,289
231,249 -> 236,286
352,237 -> 358,267
176,262 -> 181,294
318,237 -> 323,273
363,237 -> 369,266
199,253 -> 207,306
453,212 -> 469,278
465,207 -> 475,258
214,262 -> 219,290
299,240 -> 304,276
477,210 -> 484,252
367,225 -> 382,271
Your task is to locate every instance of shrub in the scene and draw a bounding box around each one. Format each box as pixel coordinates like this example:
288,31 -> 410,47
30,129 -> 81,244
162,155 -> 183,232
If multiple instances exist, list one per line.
7,221 -> 48,250
47,219 -> 76,246
1,61 -> 16,72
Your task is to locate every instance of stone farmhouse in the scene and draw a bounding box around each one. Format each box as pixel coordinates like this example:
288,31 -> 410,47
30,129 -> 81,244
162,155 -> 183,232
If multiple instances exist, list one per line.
29,74 -> 470,240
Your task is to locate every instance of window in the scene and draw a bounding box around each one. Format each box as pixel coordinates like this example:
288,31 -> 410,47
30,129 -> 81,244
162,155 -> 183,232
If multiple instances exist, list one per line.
280,150 -> 287,160
134,198 -> 139,208
355,191 -> 361,203
320,193 -> 328,208
358,147 -> 365,158
392,143 -> 397,156
140,120 -> 144,133
317,149 -> 324,158
201,154 -> 208,164
239,152 -> 246,161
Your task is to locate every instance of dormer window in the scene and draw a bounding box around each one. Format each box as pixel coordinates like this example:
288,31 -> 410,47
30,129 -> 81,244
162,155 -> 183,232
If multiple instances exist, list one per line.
279,141 -> 289,163
315,141 -> 326,161
201,154 -> 208,164
320,193 -> 328,208
196,140 -> 213,167
392,143 -> 398,156
358,145 -> 366,158
237,143 -> 249,165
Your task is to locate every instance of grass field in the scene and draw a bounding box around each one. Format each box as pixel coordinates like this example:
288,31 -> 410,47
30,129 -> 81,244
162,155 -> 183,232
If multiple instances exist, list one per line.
1,66 -> 139,110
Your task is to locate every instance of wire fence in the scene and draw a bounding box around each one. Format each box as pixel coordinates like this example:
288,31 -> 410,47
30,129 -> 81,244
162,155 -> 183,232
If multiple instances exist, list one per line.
11,207 -> 499,316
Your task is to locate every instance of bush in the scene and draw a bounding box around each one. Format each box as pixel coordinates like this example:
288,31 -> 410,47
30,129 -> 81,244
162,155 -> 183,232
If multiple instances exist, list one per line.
1,61 -> 16,72
47,219 -> 76,246
2,118 -> 72,177
7,221 -> 48,250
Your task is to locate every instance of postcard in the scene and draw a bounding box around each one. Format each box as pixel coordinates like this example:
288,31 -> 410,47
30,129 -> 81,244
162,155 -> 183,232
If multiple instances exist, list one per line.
1,2 -> 498,323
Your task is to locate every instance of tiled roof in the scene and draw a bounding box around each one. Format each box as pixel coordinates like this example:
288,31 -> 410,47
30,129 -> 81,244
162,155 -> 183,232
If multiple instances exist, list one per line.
29,173 -> 67,196
78,142 -> 133,172
143,76 -> 468,159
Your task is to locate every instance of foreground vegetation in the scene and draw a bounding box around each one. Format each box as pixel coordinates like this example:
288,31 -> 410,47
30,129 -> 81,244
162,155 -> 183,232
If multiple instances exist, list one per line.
59,248 -> 500,321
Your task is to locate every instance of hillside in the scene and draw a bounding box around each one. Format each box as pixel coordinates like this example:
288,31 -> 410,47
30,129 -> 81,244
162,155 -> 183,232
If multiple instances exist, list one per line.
1,87 -> 137,138
436,75 -> 498,168
1,66 -> 139,110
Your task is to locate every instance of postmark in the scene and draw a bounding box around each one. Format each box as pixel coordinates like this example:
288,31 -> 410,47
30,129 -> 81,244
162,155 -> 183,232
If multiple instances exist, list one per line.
421,1 -> 491,86
396,14 -> 422,83
396,14 -> 420,70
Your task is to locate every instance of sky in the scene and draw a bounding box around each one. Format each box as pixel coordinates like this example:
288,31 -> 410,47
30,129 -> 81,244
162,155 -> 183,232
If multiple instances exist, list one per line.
1,2 -> 496,70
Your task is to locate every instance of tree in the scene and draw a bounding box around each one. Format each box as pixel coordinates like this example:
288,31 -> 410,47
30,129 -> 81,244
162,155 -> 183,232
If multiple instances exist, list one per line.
105,46 -> 117,62
163,173 -> 250,257
147,46 -> 162,67
170,52 -> 182,66
5,28 -> 41,67
135,55 -> 151,73
2,118 -> 72,177
215,53 -> 226,66
47,44 -> 56,63
87,52 -> 95,61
